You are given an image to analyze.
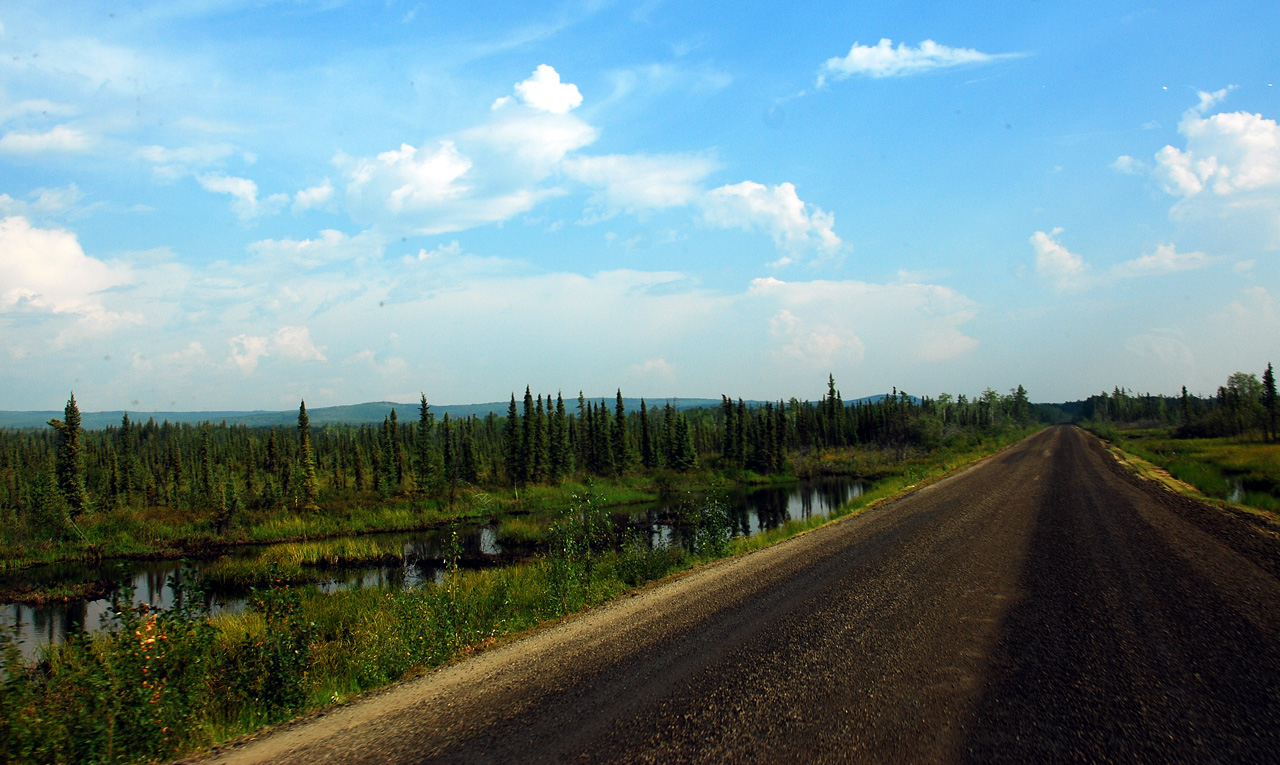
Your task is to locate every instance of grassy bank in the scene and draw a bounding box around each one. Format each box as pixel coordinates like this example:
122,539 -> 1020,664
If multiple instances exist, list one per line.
0,427 -> 1038,763
0,475 -> 690,573
1084,424 -> 1280,514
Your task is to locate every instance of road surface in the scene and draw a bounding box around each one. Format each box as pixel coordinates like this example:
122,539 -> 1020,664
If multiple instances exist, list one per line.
196,426 -> 1280,763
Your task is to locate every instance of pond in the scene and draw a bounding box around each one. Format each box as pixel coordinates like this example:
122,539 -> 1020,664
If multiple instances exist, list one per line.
2,476 -> 864,658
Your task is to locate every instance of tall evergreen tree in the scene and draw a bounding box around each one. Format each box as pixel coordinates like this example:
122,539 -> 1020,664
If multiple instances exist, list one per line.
298,401 -> 319,510
1264,363 -> 1278,441
521,387 -> 535,484
612,389 -> 629,475
377,413 -> 396,498
549,392 -> 568,480
416,393 -> 439,493
533,394 -> 549,482
640,399 -> 656,469
503,395 -> 520,486
48,393 -> 90,517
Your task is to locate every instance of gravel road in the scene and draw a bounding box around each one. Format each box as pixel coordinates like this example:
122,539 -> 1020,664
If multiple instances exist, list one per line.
194,425 -> 1280,763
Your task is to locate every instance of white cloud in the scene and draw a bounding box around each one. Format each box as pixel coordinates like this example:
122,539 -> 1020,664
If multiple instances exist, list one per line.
1135,89 -> 1280,200
748,276 -> 978,368
1111,243 -> 1213,278
701,181 -> 842,265
344,349 -> 409,379
512,64 -> 583,114
820,39 -> 1016,83
340,118 -> 587,235
563,153 -> 718,216
0,184 -> 84,217
1111,155 -> 1145,175
410,240 -> 464,262
273,325 -> 326,362
0,216 -> 138,330
1120,91 -> 1280,247
0,125 -> 91,154
1031,228 -> 1089,290
226,327 -> 326,375
292,179 -> 334,213
0,99 -> 76,123
137,143 -> 237,181
1124,332 -> 1194,369
626,357 -> 678,388
197,173 -> 287,220
465,112 -> 598,172
248,228 -> 383,268
228,334 -> 270,374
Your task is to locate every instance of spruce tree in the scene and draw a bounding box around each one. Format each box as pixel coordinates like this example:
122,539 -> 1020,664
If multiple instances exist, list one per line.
503,395 -> 520,486
1264,363 -> 1278,441
416,393 -> 439,493
612,389 -> 629,475
378,414 -> 396,498
550,392 -> 568,480
298,401 -> 319,510
640,399 -> 656,469
48,393 -> 90,517
533,394 -> 549,482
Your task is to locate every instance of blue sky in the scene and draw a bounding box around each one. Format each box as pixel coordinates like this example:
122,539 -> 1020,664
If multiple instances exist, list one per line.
2,1 -> 1278,411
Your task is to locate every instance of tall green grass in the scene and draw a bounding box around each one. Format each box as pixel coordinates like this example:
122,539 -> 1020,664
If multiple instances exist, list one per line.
1086,426 -> 1280,513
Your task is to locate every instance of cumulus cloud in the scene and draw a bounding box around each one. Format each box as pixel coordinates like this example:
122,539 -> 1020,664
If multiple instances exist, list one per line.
228,326 -> 326,374
409,240 -> 463,262
819,39 -> 1017,83
1030,228 -> 1089,290
748,276 -> 978,367
464,111 -> 598,172
702,181 -> 842,264
292,179 -> 334,213
197,173 -> 288,220
228,334 -> 270,374
0,184 -> 84,218
562,153 -> 718,215
335,65 -> 841,260
273,325 -> 327,362
1122,90 -> 1280,242
628,357 -> 677,383
0,125 -> 91,154
512,64 -> 583,114
1155,105 -> 1280,196
1111,243 -> 1213,278
0,216 -> 138,329
248,228 -> 383,268
339,137 -> 556,235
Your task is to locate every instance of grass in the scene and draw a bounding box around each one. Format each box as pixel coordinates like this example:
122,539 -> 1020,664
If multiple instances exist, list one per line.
1084,425 -> 1280,514
0,426 -> 1040,763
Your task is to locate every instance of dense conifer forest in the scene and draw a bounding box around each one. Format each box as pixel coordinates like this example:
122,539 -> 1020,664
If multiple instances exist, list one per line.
0,377 -> 1037,547
1063,364 -> 1279,440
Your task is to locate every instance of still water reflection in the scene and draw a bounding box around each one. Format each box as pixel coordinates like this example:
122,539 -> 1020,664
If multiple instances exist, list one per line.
4,477 -> 863,658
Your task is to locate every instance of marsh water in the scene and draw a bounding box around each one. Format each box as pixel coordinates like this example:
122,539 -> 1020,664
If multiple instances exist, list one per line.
3,477 -> 864,658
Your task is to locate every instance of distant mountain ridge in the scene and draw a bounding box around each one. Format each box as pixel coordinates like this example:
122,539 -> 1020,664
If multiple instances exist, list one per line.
0,393 -> 921,430
0,398 -> 721,430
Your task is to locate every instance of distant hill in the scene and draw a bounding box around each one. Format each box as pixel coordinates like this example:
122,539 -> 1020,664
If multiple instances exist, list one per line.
0,393 -> 944,431
0,397 -> 727,431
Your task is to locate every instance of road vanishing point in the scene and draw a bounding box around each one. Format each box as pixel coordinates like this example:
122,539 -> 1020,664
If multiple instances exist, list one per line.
195,426 -> 1280,763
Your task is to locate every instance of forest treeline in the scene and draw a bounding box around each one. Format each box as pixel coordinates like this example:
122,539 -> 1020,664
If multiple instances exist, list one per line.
0,377 -> 1036,541
1068,363 -> 1279,440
